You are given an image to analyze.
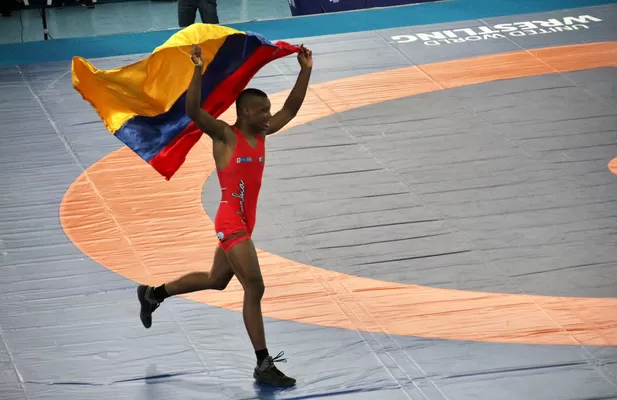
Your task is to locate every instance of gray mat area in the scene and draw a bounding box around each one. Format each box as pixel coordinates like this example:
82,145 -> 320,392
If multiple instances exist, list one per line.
2,4 -> 617,400
207,68 -> 617,297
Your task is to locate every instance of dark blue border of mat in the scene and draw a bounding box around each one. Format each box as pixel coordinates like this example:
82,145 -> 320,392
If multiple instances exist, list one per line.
1,0 -> 615,66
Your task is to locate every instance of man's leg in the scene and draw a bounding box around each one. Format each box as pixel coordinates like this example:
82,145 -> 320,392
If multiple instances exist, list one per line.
224,237 -> 296,387
197,0 -> 219,24
137,245 -> 234,328
177,0 -> 197,27
164,245 -> 234,295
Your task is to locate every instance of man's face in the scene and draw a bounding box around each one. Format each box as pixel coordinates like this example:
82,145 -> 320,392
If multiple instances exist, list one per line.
244,96 -> 272,133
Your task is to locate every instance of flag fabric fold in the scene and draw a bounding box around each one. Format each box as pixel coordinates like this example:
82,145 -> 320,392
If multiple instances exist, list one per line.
72,23 -> 300,180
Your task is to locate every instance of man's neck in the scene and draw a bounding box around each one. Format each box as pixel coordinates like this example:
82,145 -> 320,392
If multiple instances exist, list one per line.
235,121 -> 258,136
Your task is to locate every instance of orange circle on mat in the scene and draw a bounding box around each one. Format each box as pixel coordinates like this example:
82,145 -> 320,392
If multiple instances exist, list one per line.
60,42 -> 617,347
610,157 -> 617,175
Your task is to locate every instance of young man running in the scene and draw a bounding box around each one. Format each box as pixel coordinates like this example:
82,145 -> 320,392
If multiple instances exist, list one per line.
137,43 -> 312,387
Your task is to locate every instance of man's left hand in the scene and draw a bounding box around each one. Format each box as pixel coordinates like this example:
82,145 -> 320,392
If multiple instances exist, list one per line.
297,45 -> 313,70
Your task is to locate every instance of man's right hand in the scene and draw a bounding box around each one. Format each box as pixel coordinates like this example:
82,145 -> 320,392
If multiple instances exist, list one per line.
190,44 -> 204,67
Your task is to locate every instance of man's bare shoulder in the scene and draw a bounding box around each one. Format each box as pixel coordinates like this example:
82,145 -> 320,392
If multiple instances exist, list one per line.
206,119 -> 236,143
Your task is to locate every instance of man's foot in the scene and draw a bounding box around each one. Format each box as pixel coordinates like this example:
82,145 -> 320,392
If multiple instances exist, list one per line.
253,351 -> 296,387
137,285 -> 161,329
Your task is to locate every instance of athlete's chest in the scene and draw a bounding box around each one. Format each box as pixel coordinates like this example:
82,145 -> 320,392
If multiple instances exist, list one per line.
233,153 -> 265,169
230,134 -> 266,174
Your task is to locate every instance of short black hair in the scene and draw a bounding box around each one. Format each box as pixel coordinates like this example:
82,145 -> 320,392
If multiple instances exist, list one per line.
236,88 -> 268,113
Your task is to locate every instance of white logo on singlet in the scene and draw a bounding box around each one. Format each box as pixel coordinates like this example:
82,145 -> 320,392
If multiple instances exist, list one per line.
231,179 -> 246,225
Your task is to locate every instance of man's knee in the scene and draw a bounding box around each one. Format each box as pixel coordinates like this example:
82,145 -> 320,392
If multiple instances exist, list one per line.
225,238 -> 263,298
211,280 -> 228,291
244,275 -> 265,299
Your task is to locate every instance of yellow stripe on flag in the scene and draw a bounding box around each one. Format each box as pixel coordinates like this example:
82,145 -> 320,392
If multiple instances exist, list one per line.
71,24 -> 244,134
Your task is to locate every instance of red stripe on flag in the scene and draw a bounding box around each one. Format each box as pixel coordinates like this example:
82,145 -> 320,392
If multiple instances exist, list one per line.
149,41 -> 300,180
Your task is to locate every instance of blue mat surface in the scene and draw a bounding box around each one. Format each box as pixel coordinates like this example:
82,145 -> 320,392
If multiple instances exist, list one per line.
1,3 -> 616,400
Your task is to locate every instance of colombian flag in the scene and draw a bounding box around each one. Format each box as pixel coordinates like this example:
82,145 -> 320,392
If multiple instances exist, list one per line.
71,24 -> 300,180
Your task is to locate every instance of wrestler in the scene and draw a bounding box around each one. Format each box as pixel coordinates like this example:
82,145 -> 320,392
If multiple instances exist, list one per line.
137,43 -> 312,387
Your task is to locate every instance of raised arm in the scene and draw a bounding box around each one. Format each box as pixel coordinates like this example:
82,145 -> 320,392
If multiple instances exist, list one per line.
186,44 -> 230,142
267,46 -> 313,135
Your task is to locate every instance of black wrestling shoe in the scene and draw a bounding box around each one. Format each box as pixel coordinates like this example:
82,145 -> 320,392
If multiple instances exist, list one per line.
253,351 -> 296,387
137,285 -> 161,329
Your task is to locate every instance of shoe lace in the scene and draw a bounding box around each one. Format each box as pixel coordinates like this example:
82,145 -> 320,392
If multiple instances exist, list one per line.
263,351 -> 288,377
271,351 -> 287,364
